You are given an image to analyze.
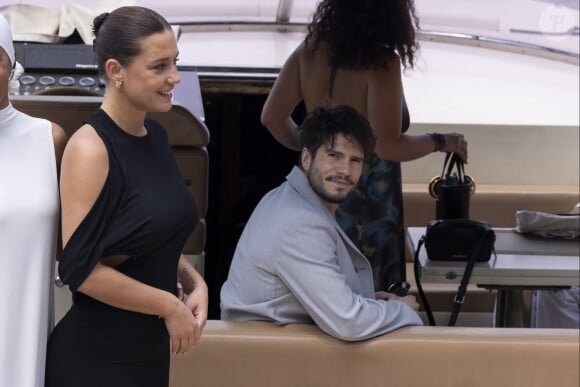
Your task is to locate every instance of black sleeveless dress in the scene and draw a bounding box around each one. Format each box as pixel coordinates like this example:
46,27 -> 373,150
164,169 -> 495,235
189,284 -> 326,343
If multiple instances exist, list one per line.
45,109 -> 198,387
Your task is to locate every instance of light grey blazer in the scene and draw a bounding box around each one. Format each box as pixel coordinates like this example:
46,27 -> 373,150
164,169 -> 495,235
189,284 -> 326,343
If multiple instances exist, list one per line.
220,166 -> 422,341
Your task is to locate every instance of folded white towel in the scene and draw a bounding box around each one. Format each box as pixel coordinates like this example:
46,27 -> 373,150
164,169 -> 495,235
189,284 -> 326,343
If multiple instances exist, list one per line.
514,210 -> 580,239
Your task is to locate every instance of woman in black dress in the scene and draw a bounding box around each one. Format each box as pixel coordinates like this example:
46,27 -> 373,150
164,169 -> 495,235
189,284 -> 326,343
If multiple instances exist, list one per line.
45,6 -> 208,386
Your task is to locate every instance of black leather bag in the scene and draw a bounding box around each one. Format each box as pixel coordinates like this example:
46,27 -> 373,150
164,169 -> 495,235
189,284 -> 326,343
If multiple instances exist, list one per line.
425,219 -> 495,262
429,153 -> 475,219
413,219 -> 496,326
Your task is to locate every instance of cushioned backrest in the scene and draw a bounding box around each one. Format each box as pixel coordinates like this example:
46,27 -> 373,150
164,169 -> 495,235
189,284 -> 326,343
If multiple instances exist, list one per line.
12,95 -> 209,255
170,320 -> 580,387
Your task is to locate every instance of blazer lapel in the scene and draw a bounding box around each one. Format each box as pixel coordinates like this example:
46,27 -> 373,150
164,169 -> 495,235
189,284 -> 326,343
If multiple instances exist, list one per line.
286,166 -> 372,270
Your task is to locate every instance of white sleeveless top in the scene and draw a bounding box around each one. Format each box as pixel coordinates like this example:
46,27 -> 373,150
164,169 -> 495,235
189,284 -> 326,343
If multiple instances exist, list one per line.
0,103 -> 59,387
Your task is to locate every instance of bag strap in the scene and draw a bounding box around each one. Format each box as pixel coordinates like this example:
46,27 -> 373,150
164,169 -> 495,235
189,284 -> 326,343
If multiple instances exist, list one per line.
413,236 -> 436,326
447,236 -> 482,326
414,230 -> 489,327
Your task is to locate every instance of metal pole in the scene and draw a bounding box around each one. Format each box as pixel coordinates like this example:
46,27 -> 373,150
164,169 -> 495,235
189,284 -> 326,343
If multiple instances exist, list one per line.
276,0 -> 294,23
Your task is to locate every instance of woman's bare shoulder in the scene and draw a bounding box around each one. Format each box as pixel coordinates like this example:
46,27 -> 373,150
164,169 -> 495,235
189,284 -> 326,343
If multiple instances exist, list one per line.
63,124 -> 108,169
296,41 -> 328,64
367,55 -> 402,79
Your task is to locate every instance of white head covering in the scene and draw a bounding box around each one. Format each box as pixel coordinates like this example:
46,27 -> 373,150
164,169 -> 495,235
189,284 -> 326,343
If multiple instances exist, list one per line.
0,13 -> 15,67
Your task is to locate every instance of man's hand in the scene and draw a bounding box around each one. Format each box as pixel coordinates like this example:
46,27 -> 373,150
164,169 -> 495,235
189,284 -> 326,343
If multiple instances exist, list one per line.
376,291 -> 420,312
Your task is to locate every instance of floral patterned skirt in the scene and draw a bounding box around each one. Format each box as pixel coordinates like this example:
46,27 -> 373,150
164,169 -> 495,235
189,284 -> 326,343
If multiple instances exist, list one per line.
336,154 -> 406,291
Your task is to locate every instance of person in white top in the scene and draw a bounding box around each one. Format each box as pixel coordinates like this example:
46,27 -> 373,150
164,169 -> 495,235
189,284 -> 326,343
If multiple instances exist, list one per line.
530,202 -> 580,329
0,13 -> 66,387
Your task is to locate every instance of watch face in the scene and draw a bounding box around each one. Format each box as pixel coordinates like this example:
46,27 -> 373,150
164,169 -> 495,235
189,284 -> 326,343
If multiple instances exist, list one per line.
437,133 -> 448,148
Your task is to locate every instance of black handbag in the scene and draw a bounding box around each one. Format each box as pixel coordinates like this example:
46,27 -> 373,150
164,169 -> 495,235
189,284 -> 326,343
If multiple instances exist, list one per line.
413,219 -> 496,326
429,152 -> 475,219
425,219 -> 495,262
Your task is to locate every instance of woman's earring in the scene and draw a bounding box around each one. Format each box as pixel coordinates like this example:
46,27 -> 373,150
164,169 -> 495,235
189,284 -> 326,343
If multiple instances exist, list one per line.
115,80 -> 122,89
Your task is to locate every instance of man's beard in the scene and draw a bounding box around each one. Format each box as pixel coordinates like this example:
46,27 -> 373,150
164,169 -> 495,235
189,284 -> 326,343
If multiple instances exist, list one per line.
307,166 -> 354,204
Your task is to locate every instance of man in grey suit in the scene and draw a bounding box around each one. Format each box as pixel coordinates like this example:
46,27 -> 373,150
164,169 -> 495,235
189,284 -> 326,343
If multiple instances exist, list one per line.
220,106 -> 422,341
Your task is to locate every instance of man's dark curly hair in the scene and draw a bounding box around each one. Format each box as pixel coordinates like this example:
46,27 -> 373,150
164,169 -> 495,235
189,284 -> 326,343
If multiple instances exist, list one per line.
299,105 -> 376,166
305,0 -> 420,70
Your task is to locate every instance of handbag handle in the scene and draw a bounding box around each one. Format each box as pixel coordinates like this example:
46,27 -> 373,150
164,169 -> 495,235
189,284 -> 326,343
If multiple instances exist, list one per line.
430,153 -> 475,198
440,152 -> 465,184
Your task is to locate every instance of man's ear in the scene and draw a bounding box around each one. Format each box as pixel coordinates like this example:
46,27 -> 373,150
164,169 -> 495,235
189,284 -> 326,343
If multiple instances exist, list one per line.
300,148 -> 312,170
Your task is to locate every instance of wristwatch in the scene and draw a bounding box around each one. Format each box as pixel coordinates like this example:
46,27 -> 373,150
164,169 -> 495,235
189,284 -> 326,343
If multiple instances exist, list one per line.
429,133 -> 448,152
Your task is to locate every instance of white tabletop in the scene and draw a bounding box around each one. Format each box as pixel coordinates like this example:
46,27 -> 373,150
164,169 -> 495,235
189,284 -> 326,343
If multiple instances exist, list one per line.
407,227 -> 580,287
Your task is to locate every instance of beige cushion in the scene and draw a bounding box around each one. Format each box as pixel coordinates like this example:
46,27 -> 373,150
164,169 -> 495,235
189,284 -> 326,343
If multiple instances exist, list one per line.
170,320 -> 579,387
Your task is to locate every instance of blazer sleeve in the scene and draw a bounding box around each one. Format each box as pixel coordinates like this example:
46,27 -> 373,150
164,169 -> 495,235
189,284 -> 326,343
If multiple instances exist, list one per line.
274,211 -> 422,341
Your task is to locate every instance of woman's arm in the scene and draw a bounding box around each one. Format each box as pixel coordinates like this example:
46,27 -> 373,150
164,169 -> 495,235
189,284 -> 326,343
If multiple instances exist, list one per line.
78,262 -> 180,319
261,45 -> 304,151
367,57 -> 468,162
78,261 -> 197,354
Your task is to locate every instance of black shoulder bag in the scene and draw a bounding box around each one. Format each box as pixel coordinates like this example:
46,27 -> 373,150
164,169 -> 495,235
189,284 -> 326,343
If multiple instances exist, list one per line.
413,219 -> 496,326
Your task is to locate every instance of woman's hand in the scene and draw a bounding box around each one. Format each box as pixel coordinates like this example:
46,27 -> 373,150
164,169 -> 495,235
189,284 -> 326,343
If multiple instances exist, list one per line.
165,274 -> 208,355
176,255 -> 209,340
184,280 -> 209,334
162,298 -> 198,355
442,132 -> 468,163
163,277 -> 208,355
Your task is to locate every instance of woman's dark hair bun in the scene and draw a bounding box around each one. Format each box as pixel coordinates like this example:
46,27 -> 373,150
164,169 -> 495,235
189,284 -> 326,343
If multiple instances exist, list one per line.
92,12 -> 109,38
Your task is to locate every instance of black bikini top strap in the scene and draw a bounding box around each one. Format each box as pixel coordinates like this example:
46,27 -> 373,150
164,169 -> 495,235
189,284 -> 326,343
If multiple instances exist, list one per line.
328,65 -> 337,100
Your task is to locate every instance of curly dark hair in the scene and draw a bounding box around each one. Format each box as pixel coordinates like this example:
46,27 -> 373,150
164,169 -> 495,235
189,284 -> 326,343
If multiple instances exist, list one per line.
305,0 -> 420,70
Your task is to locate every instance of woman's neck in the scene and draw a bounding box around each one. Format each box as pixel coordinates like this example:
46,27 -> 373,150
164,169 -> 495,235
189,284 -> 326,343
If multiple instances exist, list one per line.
100,97 -> 147,137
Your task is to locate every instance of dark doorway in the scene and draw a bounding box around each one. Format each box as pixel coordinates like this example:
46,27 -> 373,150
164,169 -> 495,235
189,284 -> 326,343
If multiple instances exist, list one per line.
202,91 -> 304,319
